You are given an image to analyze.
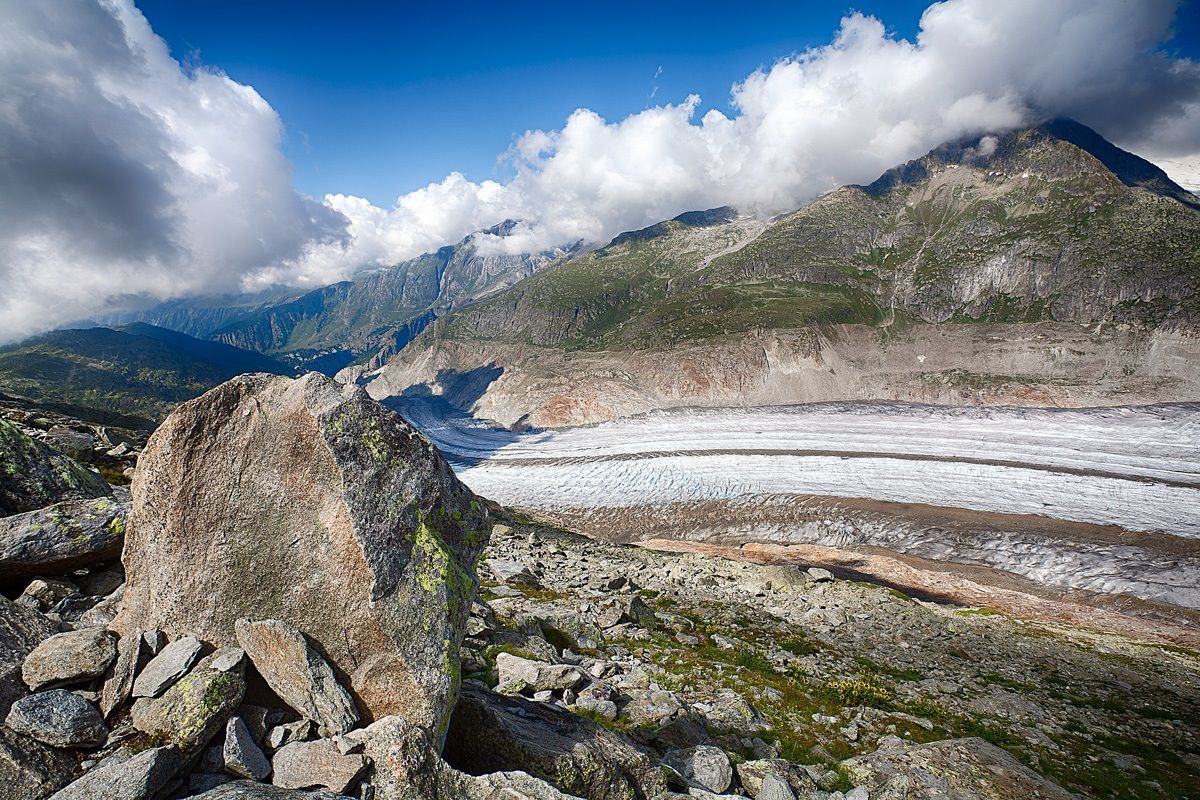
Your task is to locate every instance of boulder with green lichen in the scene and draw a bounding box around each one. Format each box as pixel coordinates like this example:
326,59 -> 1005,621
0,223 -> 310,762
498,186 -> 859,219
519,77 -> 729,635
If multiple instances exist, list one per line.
0,419 -> 110,517
130,648 -> 246,755
114,372 -> 490,743
0,493 -> 128,580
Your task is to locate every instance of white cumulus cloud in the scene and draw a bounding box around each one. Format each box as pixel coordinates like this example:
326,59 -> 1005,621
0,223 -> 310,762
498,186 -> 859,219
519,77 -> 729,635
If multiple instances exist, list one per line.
2,0 -> 1199,341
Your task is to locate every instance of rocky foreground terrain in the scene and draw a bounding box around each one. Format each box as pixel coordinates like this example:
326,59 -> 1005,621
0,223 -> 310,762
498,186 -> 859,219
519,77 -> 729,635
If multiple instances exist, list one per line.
0,374 -> 1196,800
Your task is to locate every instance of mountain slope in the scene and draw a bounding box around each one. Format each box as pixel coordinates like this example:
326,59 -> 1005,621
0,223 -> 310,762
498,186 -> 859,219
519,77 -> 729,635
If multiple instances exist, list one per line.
365,120 -> 1200,426
201,222 -> 566,374
0,324 -> 293,427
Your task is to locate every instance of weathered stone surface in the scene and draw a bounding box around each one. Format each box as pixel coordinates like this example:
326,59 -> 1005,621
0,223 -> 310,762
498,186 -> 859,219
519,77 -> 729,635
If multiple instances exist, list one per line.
0,420 -> 110,517
131,651 -> 246,754
0,726 -> 77,800
0,497 -> 127,580
22,627 -> 116,691
235,619 -> 358,737
47,745 -> 184,800
661,746 -> 732,794
44,427 -> 94,459
487,558 -> 539,586
495,653 -> 584,693
0,594 -> 56,716
18,578 -> 80,611
271,739 -> 365,793
756,774 -> 797,800
131,634 -> 202,698
5,688 -> 108,749
735,759 -> 817,799
224,715 -> 272,780
113,373 -> 489,738
353,715 -> 577,800
192,781 -> 352,799
593,596 -> 655,630
445,682 -> 666,800
840,737 -> 1077,800
100,628 -> 143,718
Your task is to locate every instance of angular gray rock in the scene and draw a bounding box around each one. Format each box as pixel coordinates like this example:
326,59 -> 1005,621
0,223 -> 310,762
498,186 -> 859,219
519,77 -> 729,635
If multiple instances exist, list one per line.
0,419 -> 110,516
353,715 -> 577,800
495,653 -> 584,693
735,759 -> 817,799
444,682 -> 666,800
223,716 -> 272,781
22,627 -> 117,691
0,726 -> 78,799
113,373 -> 490,739
191,781 -> 353,799
0,594 -> 56,716
839,736 -> 1078,800
757,775 -> 797,800
131,634 -> 202,698
234,619 -> 358,737
662,745 -> 732,794
5,688 -> 108,749
0,496 -> 127,580
130,650 -> 246,754
47,745 -> 184,800
18,577 -> 80,611
100,627 -> 143,718
271,739 -> 365,793
487,558 -> 539,586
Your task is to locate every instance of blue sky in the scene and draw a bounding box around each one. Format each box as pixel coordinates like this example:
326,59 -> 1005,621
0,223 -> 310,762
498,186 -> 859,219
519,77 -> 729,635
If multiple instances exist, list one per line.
137,1 -> 951,205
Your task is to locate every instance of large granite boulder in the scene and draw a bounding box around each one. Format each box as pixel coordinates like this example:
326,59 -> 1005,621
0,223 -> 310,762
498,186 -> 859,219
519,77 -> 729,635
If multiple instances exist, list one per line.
114,373 -> 490,739
0,420 -> 110,516
0,495 -> 128,580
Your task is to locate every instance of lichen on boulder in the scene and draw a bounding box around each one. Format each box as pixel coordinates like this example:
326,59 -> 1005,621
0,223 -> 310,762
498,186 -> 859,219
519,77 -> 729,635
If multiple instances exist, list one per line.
0,419 -> 110,516
114,372 -> 490,740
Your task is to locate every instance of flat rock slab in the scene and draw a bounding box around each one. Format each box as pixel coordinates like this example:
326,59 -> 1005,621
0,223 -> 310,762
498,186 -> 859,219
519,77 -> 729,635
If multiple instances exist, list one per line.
0,726 -> 78,799
495,652 -> 584,693
114,373 -> 491,737
840,736 -> 1078,800
5,688 -> 108,749
131,634 -> 202,698
0,420 -> 110,517
0,497 -> 128,580
47,745 -> 184,800
271,739 -> 365,793
191,780 -> 353,799
235,619 -> 358,737
22,627 -> 116,691
100,627 -> 143,718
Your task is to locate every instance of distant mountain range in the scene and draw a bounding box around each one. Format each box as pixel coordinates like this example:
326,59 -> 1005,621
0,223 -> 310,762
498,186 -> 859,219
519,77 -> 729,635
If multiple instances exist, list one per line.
0,323 -> 292,428
125,222 -> 569,375
43,119 -> 1200,429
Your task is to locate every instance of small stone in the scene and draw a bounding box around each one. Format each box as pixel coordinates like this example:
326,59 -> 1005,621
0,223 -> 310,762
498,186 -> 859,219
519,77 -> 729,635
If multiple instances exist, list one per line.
495,652 -> 583,693
845,787 -> 869,800
805,567 -> 834,582
224,716 -> 272,780
18,578 -> 80,612
265,719 -> 313,752
662,745 -> 733,794
487,558 -> 539,586
271,739 -> 366,793
142,629 -> 166,655
5,689 -> 108,749
235,619 -> 359,737
22,627 -> 116,690
131,634 -> 202,698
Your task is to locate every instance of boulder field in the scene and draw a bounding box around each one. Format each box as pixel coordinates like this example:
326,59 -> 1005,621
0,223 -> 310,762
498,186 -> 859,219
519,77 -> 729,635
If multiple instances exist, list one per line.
0,372 -> 1194,800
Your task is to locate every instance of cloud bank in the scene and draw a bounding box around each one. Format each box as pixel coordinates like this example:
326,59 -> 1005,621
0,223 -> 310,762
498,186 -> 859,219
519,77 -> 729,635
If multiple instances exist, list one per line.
2,0 -> 1199,340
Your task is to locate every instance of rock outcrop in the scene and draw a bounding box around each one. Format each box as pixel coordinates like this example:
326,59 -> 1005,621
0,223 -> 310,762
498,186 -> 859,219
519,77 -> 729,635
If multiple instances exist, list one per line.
0,419 -> 110,516
114,372 -> 490,738
0,495 -> 128,580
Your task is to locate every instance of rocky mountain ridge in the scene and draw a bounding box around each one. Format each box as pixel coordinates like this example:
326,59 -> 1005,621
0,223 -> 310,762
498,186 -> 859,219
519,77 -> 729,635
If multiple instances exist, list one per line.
360,120 -> 1200,426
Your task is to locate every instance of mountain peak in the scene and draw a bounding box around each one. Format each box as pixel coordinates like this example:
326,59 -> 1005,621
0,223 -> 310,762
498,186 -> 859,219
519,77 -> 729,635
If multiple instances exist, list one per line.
863,119 -> 1200,210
